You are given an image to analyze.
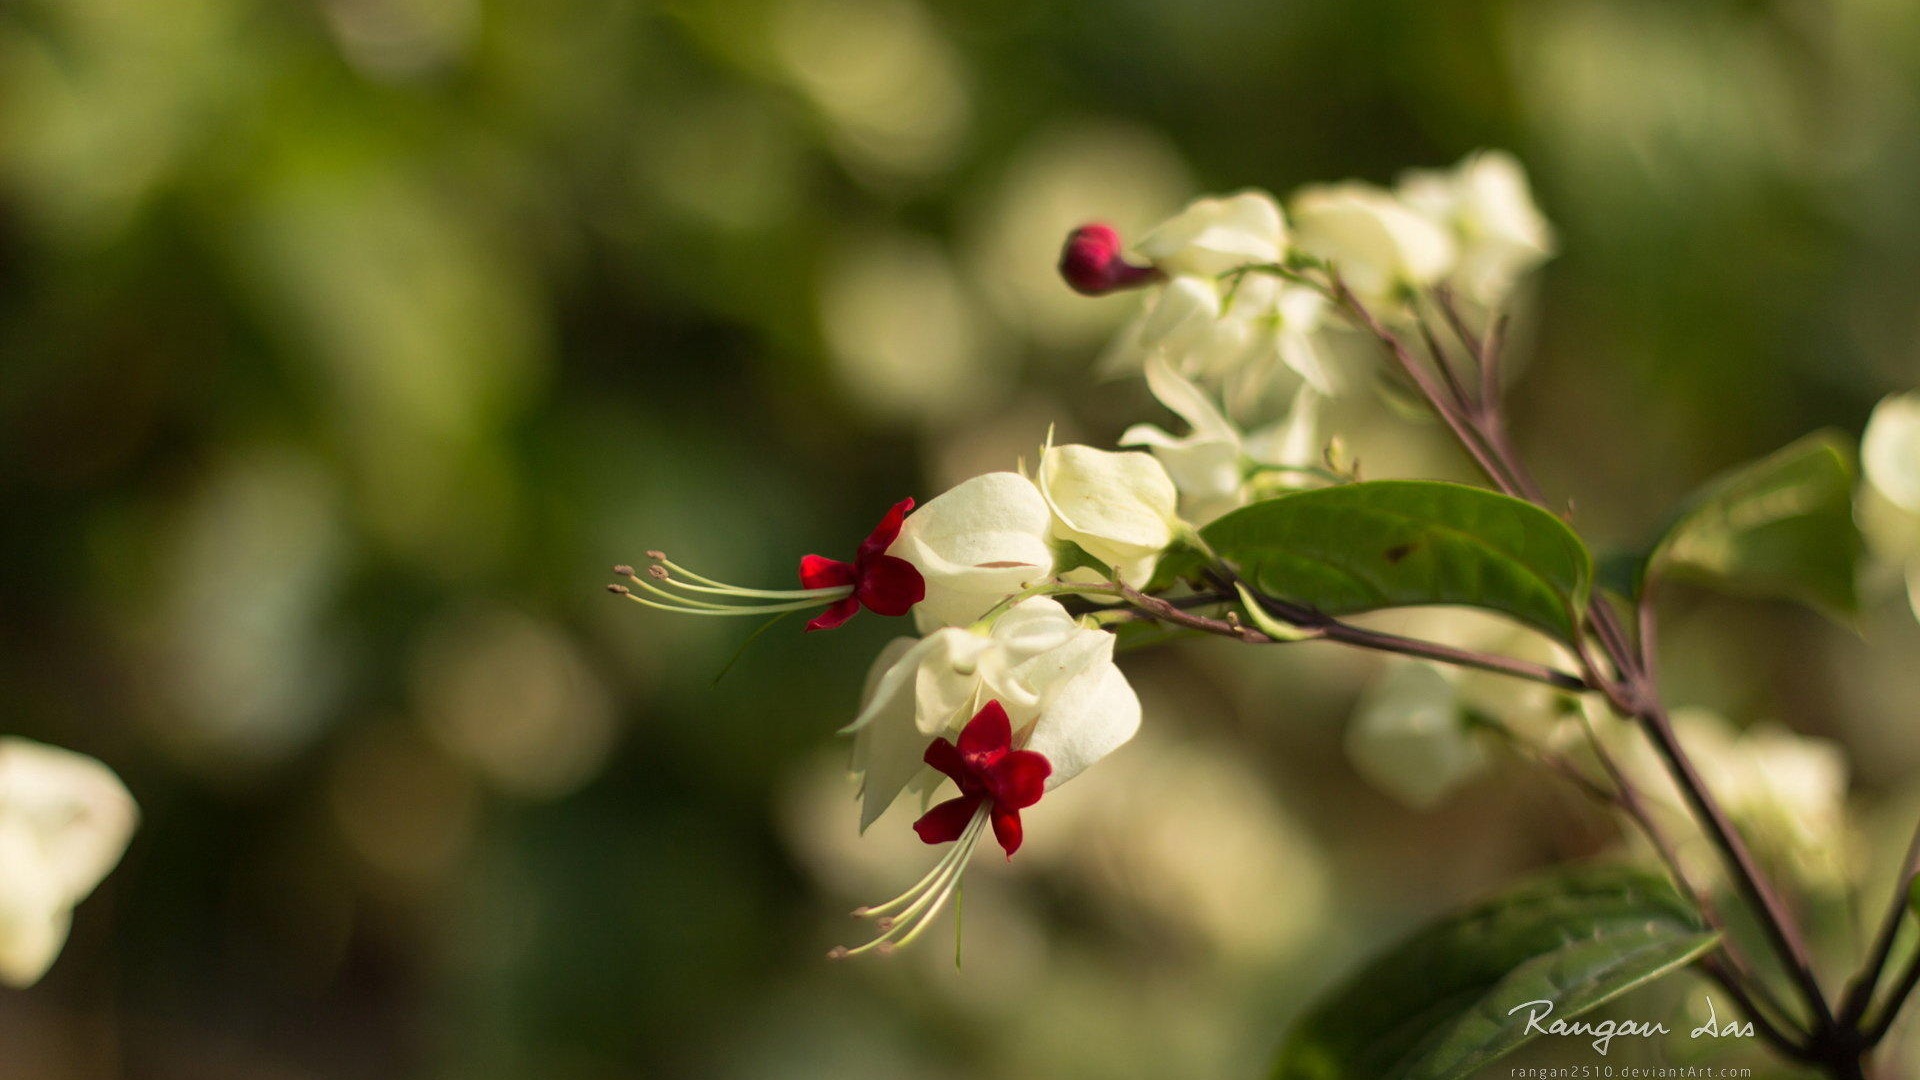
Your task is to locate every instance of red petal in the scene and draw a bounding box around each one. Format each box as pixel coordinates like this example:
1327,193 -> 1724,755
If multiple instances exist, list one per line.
987,749 -> 1051,810
990,807 -> 1024,858
913,796 -> 981,845
858,498 -> 915,561
855,554 -> 925,616
922,737 -> 967,786
958,701 -> 1012,759
798,554 -> 856,590
804,595 -> 861,632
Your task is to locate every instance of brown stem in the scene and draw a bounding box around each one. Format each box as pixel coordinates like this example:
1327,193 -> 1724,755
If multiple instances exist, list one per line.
1866,948 -> 1920,1045
1108,579 -> 1589,692
1532,734 -> 1809,1050
1334,283 -> 1840,1039
1329,279 -> 1514,489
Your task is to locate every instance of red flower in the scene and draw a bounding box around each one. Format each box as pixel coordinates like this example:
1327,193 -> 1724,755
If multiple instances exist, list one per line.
797,498 -> 926,632
913,701 -> 1053,858
1057,223 -> 1161,296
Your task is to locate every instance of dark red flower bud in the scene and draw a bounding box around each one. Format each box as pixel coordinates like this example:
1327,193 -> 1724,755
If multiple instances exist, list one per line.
1057,223 -> 1161,296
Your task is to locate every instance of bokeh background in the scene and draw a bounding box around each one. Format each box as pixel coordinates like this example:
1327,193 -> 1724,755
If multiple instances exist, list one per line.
4,0 -> 1920,1077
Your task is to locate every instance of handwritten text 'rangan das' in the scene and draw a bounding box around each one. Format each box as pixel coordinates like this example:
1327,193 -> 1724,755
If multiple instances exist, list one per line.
1507,996 -> 1755,1055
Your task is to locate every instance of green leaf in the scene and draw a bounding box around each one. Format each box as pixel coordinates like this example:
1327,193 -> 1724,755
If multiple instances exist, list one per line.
1143,539 -> 1209,593
1274,865 -> 1718,1080
1646,431 -> 1862,619
1201,480 -> 1594,642
1050,539 -> 1109,579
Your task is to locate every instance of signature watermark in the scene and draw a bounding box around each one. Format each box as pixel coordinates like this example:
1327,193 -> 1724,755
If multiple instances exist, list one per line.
1505,1060 -> 1751,1068
1506,995 -> 1756,1056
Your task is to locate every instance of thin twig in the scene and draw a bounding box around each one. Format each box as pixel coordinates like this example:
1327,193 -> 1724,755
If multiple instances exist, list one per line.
1104,578 -> 1590,691
1866,949 -> 1920,1046
1329,278 -> 1514,489
1849,819 -> 1920,1034
1334,281 -> 1842,1040
1574,706 -> 1807,1038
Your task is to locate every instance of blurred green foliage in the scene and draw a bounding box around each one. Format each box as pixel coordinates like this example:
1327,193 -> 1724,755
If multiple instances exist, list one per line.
3,0 -> 1920,1077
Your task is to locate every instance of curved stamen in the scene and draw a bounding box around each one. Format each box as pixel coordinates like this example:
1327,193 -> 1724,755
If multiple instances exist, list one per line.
608,586 -> 831,618
832,809 -> 989,959
649,555 -> 848,600
608,560 -> 855,617
622,571 -> 741,611
653,574 -> 851,601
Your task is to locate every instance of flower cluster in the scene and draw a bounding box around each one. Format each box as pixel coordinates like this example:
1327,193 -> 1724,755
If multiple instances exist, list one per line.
613,150 -> 1557,958
613,457 -> 1164,955
1077,151 -> 1552,409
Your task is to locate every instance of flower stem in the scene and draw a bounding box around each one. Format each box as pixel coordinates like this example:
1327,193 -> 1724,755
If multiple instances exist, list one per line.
1326,280 -> 1849,1058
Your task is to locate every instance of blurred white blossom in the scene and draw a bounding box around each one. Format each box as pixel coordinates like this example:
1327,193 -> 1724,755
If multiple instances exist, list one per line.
1121,358 -> 1323,525
0,739 -> 137,988
1345,661 -> 1491,809
1617,709 -> 1853,888
1397,150 -> 1555,306
1289,181 -> 1457,307
1134,190 -> 1286,277
1859,391 -> 1920,620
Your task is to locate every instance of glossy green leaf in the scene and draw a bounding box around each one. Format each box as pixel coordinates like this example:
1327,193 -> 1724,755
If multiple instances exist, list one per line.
1646,432 -> 1861,619
1274,866 -> 1718,1080
1201,481 -> 1593,642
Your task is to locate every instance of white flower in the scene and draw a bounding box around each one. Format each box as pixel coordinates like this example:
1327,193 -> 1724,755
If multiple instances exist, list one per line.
0,739 -> 138,988
1398,150 -> 1555,305
1864,392 -> 1920,514
844,597 -> 1141,830
1290,181 -> 1457,306
1134,190 -> 1286,277
1108,269 -> 1342,396
1036,443 -> 1181,587
1616,709 -> 1851,888
1121,358 -> 1324,525
887,471 -> 1055,632
1345,661 -> 1490,809
1859,391 -> 1920,620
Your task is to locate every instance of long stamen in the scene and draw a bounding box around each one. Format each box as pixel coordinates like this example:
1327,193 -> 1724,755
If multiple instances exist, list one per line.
852,853 -> 958,920
830,810 -> 989,959
606,585 -> 829,617
654,574 -> 851,601
621,569 -> 740,610
649,554 -> 848,600
884,822 -> 986,953
850,819 -> 977,920
607,558 -> 853,618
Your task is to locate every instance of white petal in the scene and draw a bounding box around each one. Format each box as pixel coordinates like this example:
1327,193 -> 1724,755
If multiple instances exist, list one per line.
1023,651 -> 1142,788
984,596 -> 1079,661
1038,445 -> 1180,560
1908,561 -> 1920,624
0,739 -> 137,904
1141,357 -> 1238,442
1246,385 -> 1324,470
1292,182 -> 1458,300
848,637 -> 930,829
1137,275 -> 1222,353
1136,191 -> 1286,276
0,823 -> 73,988
1864,392 -> 1920,514
890,471 -> 1055,629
